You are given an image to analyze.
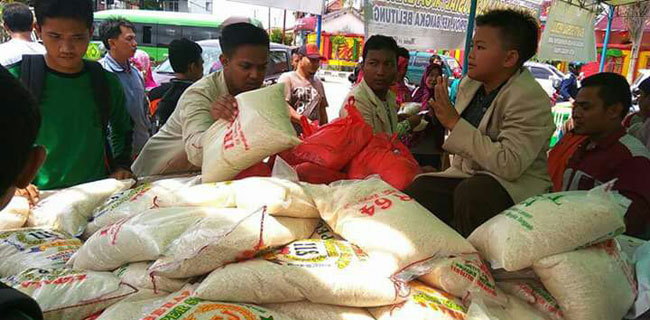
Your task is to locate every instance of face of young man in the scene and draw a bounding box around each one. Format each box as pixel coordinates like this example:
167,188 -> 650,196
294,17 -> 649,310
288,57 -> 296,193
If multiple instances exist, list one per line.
572,86 -> 622,137
221,44 -> 268,96
362,49 -> 397,95
298,56 -> 320,78
467,26 -> 515,83
109,25 -> 137,62
36,18 -> 91,74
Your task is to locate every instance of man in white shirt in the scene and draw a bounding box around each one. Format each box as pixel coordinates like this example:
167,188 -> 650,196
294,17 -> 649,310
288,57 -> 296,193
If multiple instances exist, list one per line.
0,3 -> 45,67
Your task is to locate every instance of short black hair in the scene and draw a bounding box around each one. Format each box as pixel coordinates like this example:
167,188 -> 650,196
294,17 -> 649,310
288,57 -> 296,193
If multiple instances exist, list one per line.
99,17 -> 135,50
476,9 -> 539,67
580,72 -> 631,119
0,66 -> 41,195
397,47 -> 410,60
639,77 -> 650,95
34,0 -> 94,29
362,35 -> 398,62
220,23 -> 269,57
169,38 -> 203,73
2,2 -> 34,33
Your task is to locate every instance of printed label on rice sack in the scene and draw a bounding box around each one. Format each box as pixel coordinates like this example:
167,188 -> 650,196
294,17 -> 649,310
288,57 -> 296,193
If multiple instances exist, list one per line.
449,256 -> 499,299
4,268 -> 89,289
223,117 -> 250,152
343,188 -> 413,217
505,281 -> 564,320
91,183 -> 153,220
0,228 -> 81,261
310,221 -> 339,240
596,239 -> 638,296
263,239 -> 367,269
502,194 -> 568,231
410,283 -> 467,320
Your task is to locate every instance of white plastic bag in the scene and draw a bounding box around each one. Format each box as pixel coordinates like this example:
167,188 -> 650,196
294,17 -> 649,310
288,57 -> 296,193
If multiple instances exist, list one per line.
369,281 -> 468,320
533,239 -> 637,320
113,262 -> 188,293
150,207 -> 317,278
0,228 -> 81,277
265,301 -> 376,320
0,196 -> 30,230
28,178 -> 134,236
498,279 -> 564,320
201,84 -> 301,183
628,240 -> 650,319
469,184 -> 629,271
83,176 -> 200,239
71,207 -> 216,271
194,239 -> 402,307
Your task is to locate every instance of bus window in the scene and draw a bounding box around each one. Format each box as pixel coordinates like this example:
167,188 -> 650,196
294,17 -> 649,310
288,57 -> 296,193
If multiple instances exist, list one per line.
92,20 -> 102,41
142,25 -> 154,44
157,25 -> 181,47
182,27 -> 219,41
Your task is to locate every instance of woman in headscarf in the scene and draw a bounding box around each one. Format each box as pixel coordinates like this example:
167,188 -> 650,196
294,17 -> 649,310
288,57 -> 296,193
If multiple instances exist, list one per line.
131,49 -> 158,90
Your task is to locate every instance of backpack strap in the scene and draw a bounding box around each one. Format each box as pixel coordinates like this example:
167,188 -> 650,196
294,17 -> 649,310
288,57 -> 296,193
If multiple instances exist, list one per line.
20,55 -> 46,104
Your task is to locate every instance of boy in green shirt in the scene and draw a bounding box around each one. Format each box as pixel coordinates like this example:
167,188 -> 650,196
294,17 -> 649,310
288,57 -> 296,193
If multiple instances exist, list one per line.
9,0 -> 133,191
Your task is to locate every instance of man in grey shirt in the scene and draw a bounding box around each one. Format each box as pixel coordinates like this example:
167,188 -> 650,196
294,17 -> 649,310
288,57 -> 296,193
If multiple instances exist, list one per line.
99,18 -> 152,156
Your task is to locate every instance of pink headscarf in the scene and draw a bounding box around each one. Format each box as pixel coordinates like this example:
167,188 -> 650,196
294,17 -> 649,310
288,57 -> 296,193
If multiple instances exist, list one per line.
131,50 -> 158,90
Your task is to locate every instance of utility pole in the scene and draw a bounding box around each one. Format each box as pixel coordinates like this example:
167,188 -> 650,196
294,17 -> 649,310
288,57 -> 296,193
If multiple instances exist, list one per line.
268,7 -> 272,34
282,9 -> 287,44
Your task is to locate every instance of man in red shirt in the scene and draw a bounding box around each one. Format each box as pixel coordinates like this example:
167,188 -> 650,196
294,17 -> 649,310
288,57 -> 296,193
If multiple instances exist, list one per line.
550,72 -> 650,239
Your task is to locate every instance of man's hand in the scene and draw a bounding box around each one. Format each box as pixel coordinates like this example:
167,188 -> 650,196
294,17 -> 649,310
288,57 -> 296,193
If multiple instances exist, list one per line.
210,95 -> 238,122
15,184 -> 40,207
110,168 -> 135,181
429,76 -> 460,130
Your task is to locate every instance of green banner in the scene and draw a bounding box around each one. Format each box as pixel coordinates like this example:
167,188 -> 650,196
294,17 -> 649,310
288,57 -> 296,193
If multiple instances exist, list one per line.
538,0 -> 597,62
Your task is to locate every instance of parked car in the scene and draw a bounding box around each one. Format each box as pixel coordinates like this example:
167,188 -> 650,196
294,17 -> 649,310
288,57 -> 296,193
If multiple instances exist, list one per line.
153,40 -> 294,86
524,62 -> 565,97
405,51 -> 462,85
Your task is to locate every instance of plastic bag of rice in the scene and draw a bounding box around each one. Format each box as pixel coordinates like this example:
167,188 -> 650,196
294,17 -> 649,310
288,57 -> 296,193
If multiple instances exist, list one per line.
83,176 -> 201,239
3,268 -> 136,320
94,289 -> 168,320
303,177 -> 476,272
114,262 -> 189,293
172,177 -> 319,218
150,207 -> 318,278
369,281 -> 467,320
498,279 -> 564,320
533,239 -> 637,320
0,228 -> 81,277
0,196 -> 30,230
466,295 -> 550,320
202,84 -> 301,183
71,207 -> 216,271
468,183 -> 629,271
194,239 -> 403,307
139,285 -> 293,320
265,301 -> 376,320
28,178 -> 135,236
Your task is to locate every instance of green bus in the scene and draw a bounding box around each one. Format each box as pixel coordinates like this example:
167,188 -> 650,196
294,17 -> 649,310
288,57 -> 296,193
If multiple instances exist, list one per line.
86,10 -> 262,62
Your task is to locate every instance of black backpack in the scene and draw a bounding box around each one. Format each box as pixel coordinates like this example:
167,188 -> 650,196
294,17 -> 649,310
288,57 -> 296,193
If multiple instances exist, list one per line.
19,55 -> 131,172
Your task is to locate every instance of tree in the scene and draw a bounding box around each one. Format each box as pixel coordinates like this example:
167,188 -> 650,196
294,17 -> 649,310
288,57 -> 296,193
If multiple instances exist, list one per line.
620,2 -> 650,82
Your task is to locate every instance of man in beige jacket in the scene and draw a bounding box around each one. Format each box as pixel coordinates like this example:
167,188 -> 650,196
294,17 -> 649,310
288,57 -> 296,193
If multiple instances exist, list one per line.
406,9 -> 555,236
132,23 -> 270,177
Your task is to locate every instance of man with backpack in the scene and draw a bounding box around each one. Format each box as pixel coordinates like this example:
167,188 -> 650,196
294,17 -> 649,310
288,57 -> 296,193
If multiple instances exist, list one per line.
7,0 -> 133,192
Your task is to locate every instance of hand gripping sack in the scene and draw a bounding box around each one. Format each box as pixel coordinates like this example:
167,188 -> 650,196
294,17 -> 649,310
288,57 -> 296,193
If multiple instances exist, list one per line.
71,207 -> 217,271
264,301 -> 376,320
347,133 -> 420,190
291,103 -> 373,171
498,279 -> 564,320
0,196 -> 30,230
83,176 -> 201,239
303,177 -> 476,273
202,84 -> 301,183
172,177 -> 319,218
3,268 -> 136,320
533,239 -> 637,320
113,262 -> 189,293
295,162 -> 347,185
0,228 -> 82,277
369,281 -> 468,320
194,239 -> 402,307
139,286 -> 293,320
28,178 -> 135,236
468,184 -> 629,271
150,207 -> 318,278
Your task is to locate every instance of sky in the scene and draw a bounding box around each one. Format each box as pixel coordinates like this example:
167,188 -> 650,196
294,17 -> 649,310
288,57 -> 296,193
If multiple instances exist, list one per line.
211,0 -> 298,29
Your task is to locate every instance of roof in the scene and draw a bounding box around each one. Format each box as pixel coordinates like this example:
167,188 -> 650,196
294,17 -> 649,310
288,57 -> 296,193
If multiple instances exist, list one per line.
595,14 -> 650,32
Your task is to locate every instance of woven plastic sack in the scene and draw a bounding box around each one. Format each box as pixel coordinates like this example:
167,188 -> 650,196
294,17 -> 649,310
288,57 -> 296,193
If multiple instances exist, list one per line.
265,301 -> 376,320
139,286 -> 293,320
83,176 -> 200,239
94,289 -> 168,320
114,262 -> 188,293
0,196 -> 30,230
533,239 -> 637,320
498,279 -> 564,320
150,207 -> 318,278
295,162 -> 347,185
310,220 -> 342,240
195,239 -> 402,307
3,268 -> 136,320
0,228 -> 81,277
71,207 -> 216,271
466,295 -> 550,320
291,104 -> 373,171
202,84 -> 300,183
172,177 -> 319,218
369,281 -> 468,320
468,183 -> 629,271
304,177 -> 476,273
347,133 -> 420,190
28,178 -> 134,236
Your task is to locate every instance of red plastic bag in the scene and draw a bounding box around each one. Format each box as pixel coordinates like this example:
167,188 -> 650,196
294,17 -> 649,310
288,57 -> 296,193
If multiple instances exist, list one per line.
295,162 -> 347,185
292,101 -> 373,171
347,133 -> 420,190
233,161 -> 271,180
